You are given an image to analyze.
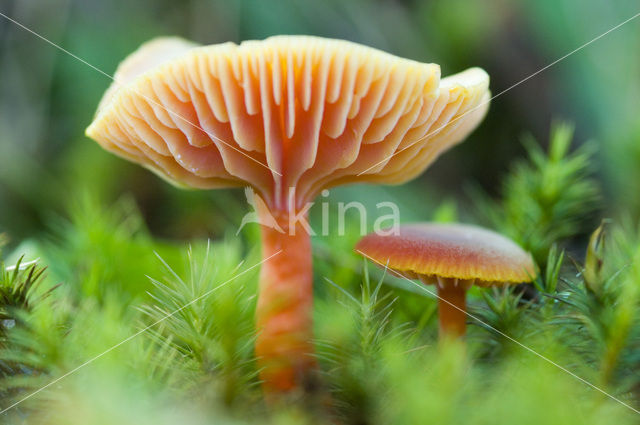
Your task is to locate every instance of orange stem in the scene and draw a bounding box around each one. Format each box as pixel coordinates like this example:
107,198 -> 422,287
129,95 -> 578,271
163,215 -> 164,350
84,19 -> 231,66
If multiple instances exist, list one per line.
255,210 -> 315,393
437,283 -> 467,338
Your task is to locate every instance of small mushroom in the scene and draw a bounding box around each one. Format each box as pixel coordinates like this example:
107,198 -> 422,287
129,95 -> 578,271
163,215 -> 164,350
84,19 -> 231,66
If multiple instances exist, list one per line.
85,36 -> 490,391
356,223 -> 536,338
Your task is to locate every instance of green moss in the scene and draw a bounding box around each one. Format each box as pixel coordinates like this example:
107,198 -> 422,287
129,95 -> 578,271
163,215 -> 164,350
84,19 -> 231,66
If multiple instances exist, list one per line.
1,129 -> 640,424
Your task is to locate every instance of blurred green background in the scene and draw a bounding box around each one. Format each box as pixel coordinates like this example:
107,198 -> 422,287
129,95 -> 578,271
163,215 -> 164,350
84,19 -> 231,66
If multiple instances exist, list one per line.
0,0 -> 639,246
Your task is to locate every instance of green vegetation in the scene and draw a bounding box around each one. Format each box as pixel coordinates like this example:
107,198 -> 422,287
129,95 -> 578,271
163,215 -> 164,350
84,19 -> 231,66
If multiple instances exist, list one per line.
1,1 -> 639,422
474,123 -> 600,265
1,129 -> 640,424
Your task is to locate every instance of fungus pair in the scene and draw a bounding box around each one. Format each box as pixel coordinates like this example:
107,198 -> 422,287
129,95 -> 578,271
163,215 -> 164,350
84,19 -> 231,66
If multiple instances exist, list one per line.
86,36 -> 490,392
356,223 -> 536,338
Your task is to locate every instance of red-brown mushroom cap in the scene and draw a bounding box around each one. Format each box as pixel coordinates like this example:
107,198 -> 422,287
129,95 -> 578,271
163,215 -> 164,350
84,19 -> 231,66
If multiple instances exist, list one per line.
356,223 -> 536,286
86,36 -> 490,211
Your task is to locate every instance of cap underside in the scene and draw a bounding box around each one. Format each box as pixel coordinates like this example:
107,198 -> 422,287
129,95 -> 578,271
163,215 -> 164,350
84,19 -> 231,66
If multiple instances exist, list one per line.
86,36 -> 490,209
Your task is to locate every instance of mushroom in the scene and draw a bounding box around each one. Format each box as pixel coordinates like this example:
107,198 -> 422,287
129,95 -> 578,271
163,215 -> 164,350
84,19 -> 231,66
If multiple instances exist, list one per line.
85,36 -> 490,392
356,223 -> 536,338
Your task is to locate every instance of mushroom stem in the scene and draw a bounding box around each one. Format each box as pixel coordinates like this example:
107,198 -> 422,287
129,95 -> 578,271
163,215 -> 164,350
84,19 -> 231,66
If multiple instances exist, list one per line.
255,209 -> 315,393
437,280 -> 467,338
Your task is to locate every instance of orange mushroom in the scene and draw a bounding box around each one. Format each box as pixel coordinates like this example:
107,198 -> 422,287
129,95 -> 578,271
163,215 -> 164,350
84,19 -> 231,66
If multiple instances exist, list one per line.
85,36 -> 490,392
356,223 -> 536,338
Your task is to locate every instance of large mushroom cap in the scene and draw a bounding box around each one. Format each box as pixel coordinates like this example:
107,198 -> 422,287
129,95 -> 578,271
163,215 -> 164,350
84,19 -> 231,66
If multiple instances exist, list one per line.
86,36 -> 490,210
356,223 -> 536,286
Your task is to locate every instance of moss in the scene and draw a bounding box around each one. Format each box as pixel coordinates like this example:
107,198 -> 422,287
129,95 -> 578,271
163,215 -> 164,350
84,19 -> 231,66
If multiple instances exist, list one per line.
1,128 -> 640,423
